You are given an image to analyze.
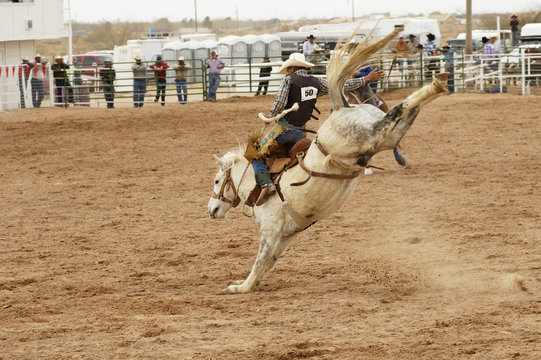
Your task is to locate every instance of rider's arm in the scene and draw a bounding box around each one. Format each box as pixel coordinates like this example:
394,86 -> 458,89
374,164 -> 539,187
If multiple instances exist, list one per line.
269,75 -> 291,117
317,76 -> 366,96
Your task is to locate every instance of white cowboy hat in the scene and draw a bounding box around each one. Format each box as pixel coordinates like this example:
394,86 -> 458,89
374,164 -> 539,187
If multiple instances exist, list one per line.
279,53 -> 314,74
35,53 -> 41,58
134,55 -> 142,61
178,56 -> 185,61
313,45 -> 322,51
22,56 -> 29,61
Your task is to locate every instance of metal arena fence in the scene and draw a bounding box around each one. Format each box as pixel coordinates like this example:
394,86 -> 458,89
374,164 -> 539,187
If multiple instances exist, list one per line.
1,49 -> 540,110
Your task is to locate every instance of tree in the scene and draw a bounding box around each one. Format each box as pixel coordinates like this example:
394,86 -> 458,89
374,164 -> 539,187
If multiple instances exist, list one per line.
203,16 -> 212,28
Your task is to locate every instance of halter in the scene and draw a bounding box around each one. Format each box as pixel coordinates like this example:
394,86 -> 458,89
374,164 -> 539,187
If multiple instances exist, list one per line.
211,167 -> 240,207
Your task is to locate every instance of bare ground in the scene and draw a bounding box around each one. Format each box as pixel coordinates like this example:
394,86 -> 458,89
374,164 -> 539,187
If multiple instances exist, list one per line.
0,91 -> 540,359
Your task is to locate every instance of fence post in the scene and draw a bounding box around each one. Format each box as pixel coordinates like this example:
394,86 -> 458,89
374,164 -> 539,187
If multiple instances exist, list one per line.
461,50 -> 465,92
248,57 -> 252,93
499,55 -> 503,93
521,49 -> 526,96
49,65 -> 54,107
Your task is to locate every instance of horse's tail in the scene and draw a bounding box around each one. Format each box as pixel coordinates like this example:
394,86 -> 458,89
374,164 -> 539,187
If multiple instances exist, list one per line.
326,26 -> 402,111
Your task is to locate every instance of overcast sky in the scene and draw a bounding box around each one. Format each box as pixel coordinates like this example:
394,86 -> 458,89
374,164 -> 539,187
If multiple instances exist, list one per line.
70,0 -> 537,23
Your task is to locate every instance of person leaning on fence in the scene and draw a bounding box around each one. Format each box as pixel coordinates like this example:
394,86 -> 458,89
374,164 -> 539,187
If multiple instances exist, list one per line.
30,54 -> 46,108
441,44 -> 455,93
132,55 -> 147,108
303,34 -> 317,55
205,51 -> 225,102
150,55 -> 169,106
510,15 -> 520,47
407,34 -> 419,51
249,53 -> 385,205
255,57 -> 272,96
422,34 -> 440,81
18,56 -> 34,109
173,56 -> 191,104
99,59 -> 116,109
51,56 -> 73,107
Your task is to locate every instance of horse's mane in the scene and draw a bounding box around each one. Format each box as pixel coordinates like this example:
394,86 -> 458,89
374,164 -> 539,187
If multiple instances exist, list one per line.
326,26 -> 402,112
221,144 -> 247,167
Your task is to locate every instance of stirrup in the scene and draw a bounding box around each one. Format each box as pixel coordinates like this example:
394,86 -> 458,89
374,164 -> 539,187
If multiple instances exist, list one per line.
255,184 -> 276,206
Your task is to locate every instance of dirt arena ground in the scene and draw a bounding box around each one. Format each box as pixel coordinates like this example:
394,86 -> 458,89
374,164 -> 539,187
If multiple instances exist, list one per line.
1,91 -> 540,359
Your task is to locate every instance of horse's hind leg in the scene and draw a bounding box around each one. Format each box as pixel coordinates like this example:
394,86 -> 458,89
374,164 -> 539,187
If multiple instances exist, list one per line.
225,231 -> 296,294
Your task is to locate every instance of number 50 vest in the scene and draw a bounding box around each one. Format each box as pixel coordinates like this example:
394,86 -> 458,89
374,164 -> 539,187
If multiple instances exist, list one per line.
284,73 -> 322,127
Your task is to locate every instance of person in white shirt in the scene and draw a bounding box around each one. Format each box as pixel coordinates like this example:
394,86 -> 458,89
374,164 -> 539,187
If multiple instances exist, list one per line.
303,34 -> 316,55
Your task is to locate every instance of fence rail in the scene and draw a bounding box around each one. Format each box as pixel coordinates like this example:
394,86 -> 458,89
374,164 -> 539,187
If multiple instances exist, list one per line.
1,49 -> 540,110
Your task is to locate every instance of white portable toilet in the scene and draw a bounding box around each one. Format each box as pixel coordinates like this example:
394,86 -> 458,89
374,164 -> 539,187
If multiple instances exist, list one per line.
162,40 -> 183,64
260,33 -> 282,60
243,35 -> 266,62
217,35 -> 248,65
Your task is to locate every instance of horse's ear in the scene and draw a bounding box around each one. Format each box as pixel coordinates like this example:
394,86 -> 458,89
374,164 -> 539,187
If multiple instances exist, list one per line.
214,154 -> 226,170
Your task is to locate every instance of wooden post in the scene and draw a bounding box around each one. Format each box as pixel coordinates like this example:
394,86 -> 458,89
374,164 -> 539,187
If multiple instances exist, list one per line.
465,0 -> 472,54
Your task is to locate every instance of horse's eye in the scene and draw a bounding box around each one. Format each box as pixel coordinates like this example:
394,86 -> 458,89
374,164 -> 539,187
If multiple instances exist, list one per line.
214,179 -> 219,184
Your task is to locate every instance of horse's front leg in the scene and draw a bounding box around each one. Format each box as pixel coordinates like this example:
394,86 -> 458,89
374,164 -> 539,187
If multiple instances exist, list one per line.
224,230 -> 296,294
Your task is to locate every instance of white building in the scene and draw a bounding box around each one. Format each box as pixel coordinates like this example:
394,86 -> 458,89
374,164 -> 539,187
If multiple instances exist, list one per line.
0,0 -> 68,65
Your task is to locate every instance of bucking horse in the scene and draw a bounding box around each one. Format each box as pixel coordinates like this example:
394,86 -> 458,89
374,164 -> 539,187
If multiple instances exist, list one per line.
208,28 -> 448,293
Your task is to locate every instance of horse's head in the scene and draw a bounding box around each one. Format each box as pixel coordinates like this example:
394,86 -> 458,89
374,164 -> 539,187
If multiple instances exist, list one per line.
208,154 -> 241,219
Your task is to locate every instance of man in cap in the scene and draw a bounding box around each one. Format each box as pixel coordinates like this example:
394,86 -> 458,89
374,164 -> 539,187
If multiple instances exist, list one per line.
150,55 -> 169,105
441,44 -> 455,93
131,55 -> 147,108
205,51 -> 225,101
392,35 -> 410,53
303,34 -> 317,55
173,56 -> 192,103
30,54 -> 46,108
510,15 -> 520,47
251,52 -> 384,205
255,57 -> 272,96
51,55 -> 73,106
407,34 -> 419,51
99,59 -> 116,109
18,56 -> 34,108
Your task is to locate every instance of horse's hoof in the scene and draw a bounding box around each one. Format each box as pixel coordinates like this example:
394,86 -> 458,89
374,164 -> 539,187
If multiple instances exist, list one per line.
223,284 -> 242,294
393,149 -> 407,166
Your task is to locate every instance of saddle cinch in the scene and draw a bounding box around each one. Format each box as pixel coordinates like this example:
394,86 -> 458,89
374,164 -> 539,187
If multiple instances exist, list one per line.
244,137 -> 312,207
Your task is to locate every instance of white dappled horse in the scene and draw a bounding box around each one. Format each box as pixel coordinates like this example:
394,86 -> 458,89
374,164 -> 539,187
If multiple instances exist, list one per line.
208,29 -> 448,293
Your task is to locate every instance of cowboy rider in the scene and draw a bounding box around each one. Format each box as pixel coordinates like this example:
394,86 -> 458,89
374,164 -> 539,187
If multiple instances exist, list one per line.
252,52 -> 384,205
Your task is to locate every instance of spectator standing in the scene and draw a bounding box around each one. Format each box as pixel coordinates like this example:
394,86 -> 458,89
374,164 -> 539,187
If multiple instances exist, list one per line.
173,56 -> 191,103
150,55 -> 169,106
30,54 -> 46,108
255,57 -> 272,96
131,55 -> 147,108
51,56 -> 73,106
510,15 -> 520,47
490,36 -> 501,54
422,33 -> 438,57
99,59 -> 116,109
392,35 -> 410,53
407,34 -> 419,51
422,34 -> 440,80
205,51 -> 225,102
18,56 -> 33,108
303,35 -> 317,55
441,44 -> 455,93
